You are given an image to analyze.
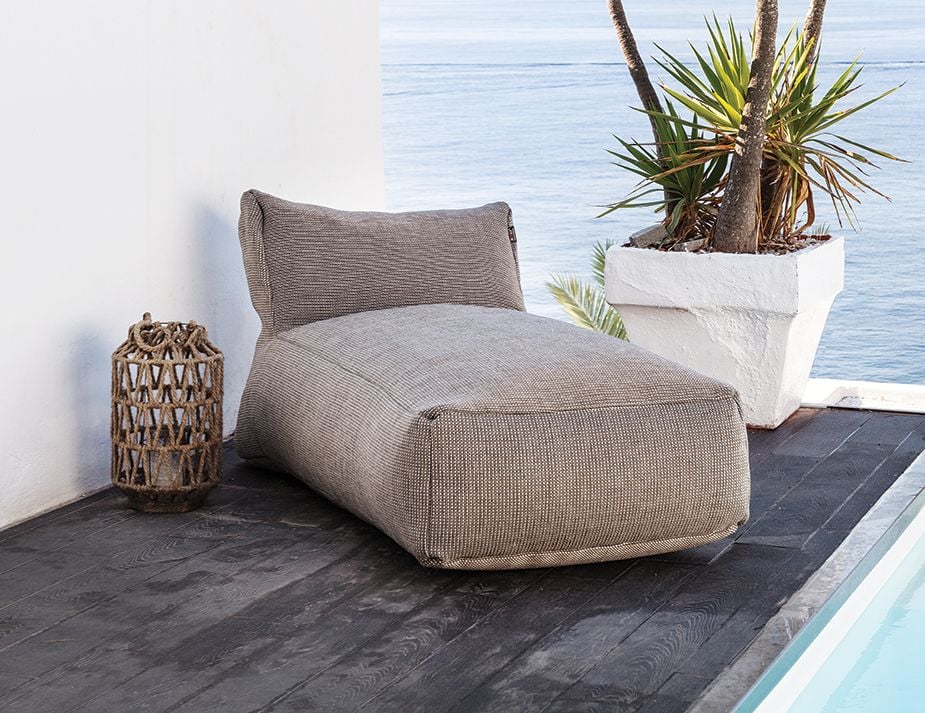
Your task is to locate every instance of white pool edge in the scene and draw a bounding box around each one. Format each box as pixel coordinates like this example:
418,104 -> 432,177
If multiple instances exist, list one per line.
751,478 -> 925,711
804,378 -> 925,414
690,447 -> 925,713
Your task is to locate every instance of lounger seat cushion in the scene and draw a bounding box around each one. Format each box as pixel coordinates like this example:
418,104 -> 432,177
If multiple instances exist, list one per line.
236,303 -> 750,570
236,190 -> 750,569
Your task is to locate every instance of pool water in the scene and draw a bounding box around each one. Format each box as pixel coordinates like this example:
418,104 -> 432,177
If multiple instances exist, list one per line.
790,534 -> 925,712
736,488 -> 925,713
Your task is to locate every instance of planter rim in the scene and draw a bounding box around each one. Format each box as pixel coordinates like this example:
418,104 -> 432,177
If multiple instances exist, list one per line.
613,234 -> 843,259
605,235 -> 845,314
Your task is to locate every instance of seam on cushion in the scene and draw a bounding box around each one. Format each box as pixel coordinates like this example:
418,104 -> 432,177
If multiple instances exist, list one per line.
423,416 -> 436,562
271,333 -> 437,560
429,521 -> 742,569
732,392 -> 745,421
422,393 -> 742,420
500,202 -> 526,310
244,191 -> 278,336
276,332 -> 742,419
277,329 -> 740,418
251,345 -> 273,462
275,333 -> 420,414
252,191 -> 278,335
236,339 -> 277,462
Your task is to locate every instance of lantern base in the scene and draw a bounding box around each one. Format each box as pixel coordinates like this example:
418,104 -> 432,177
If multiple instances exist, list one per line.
118,486 -> 214,513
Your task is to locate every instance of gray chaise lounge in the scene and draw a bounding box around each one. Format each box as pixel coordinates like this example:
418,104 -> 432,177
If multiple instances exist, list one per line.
236,190 -> 750,569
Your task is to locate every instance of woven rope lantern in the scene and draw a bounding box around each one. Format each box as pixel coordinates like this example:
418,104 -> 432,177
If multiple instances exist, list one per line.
111,313 -> 223,512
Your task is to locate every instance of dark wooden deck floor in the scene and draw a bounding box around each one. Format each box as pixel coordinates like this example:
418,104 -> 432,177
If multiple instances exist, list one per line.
2,408 -> 924,713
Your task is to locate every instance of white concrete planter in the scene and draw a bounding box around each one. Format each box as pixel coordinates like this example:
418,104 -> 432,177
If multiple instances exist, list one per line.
605,236 -> 844,429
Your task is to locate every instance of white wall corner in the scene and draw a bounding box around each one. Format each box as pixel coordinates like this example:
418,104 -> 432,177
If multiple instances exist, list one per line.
0,0 -> 385,529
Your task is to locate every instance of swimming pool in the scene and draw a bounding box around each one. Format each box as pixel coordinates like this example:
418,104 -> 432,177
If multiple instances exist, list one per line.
734,486 -> 925,712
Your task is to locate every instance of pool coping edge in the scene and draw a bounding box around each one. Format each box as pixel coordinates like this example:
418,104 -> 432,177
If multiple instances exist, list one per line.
804,378 -> 925,414
688,446 -> 925,713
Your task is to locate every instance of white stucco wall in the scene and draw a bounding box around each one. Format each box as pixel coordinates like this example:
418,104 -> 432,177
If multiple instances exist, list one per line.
0,1 -> 385,529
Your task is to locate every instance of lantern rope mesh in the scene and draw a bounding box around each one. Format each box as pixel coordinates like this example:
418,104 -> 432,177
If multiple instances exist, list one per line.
111,313 -> 223,512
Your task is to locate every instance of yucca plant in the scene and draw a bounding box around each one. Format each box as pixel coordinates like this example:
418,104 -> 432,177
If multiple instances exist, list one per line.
547,241 -> 627,339
551,0 -> 898,334
600,102 -> 728,248
612,17 -> 902,251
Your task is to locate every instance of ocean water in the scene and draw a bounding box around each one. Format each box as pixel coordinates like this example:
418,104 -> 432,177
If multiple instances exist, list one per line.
381,0 -> 925,384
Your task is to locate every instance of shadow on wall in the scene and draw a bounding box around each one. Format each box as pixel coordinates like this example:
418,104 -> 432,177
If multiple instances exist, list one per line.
192,202 -> 259,438
62,203 -> 257,509
69,330 -> 113,495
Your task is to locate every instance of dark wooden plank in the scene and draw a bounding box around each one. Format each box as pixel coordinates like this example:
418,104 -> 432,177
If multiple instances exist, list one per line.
0,496 -> 135,568
540,544 -> 792,712
166,512 -> 255,541
0,601 -> 158,695
39,549 -> 460,713
219,447 -> 301,491
771,408 -> 871,457
0,552 -> 102,608
0,489 -> 120,544
0,535 -> 244,707
55,509 -> 218,556
1,408 -> 922,713
737,441 -> 894,548
648,536 -> 734,566
0,521 -> 362,675
538,684 -> 636,713
151,570 -> 541,713
552,558 -> 651,582
447,562 -> 695,713
0,672 -> 32,699
679,528 -> 846,681
204,479 -> 354,532
746,407 -> 819,464
0,519 -> 239,672
0,531 -> 234,660
249,570 -> 549,713
0,495 -> 216,576
0,516 -> 334,661
895,417 -> 925,455
329,574 -> 615,713
846,413 -> 925,447
111,521 -> 376,659
821,444 -> 925,534
745,454 -> 823,524
2,535 -> 392,708
1,630 -> 202,713
634,672 -> 714,713
0,540 -> 45,579
0,524 -> 386,712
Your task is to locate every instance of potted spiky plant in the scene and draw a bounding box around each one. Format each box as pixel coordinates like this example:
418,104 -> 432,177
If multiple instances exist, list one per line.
598,0 -> 901,428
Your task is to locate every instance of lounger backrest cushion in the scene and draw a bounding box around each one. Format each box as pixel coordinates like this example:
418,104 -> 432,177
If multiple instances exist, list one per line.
238,190 -> 526,336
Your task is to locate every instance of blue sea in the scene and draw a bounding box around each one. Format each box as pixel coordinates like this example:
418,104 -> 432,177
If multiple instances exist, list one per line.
381,0 -> 925,384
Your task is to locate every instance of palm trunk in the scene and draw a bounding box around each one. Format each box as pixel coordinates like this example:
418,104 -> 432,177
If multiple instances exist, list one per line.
803,0 -> 827,63
606,0 -> 663,141
606,0 -> 676,219
712,0 -> 779,254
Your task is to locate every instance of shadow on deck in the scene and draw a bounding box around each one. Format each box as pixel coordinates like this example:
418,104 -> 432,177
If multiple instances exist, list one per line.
1,408 -> 924,712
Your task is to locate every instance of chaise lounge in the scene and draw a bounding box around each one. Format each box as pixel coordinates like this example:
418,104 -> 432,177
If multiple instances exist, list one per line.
235,190 -> 750,569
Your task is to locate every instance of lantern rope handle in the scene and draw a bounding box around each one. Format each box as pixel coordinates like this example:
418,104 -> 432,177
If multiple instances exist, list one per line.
129,313 -> 210,355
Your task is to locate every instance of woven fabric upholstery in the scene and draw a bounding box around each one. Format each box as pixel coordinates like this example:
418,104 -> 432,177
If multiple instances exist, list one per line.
238,190 -> 524,336
237,303 -> 750,570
